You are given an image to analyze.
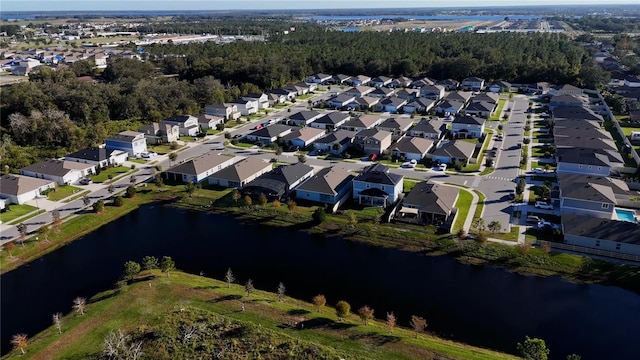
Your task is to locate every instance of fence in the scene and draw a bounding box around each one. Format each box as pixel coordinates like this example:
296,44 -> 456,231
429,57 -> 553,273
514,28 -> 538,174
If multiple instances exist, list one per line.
537,240 -> 640,263
598,92 -> 640,167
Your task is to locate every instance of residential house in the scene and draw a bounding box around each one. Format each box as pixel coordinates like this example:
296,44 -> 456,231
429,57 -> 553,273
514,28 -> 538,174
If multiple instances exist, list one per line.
295,81 -> 317,93
65,147 -> 128,168
419,85 -> 445,100
522,82 -> 551,95
444,91 -> 473,105
430,140 -> 476,165
461,77 -> 485,91
389,76 -> 413,88
269,88 -> 297,100
282,126 -> 327,148
352,163 -> 403,207
245,125 -> 296,145
138,122 -> 179,145
351,75 -> 372,86
351,96 -> 380,111
451,115 -> 486,138
391,137 -> 434,161
437,79 -> 460,91
559,179 -> 617,219
162,115 -> 200,136
395,88 -> 420,101
20,159 -> 95,185
488,81 -> 512,93
377,117 -> 414,140
369,87 -> 395,99
230,98 -> 259,116
344,85 -> 375,98
561,214 -> 640,256
314,130 -> 356,154
549,84 -> 584,96
556,148 -> 623,177
411,78 -> 435,88
208,157 -> 272,188
243,162 -> 315,200
310,112 -> 351,131
404,98 -> 436,114
549,95 -> 587,110
196,114 -> 224,130
88,53 -> 108,68
205,103 -> 241,120
340,114 -> 383,132
165,152 -> 236,184
331,74 -> 352,84
244,93 -> 270,110
464,101 -> 496,118
370,76 -> 393,88
0,174 -> 56,205
267,92 -> 287,105
472,92 -> 500,105
377,97 -> 407,113
327,94 -> 356,108
11,58 -> 40,76
624,75 -> 640,88
288,110 -> 323,126
295,166 -> 355,210
555,133 -> 618,153
558,173 -> 632,211
552,106 -> 603,123
408,118 -> 446,140
396,181 -> 459,225
284,84 -> 308,96
105,131 -> 147,157
354,128 -> 393,156
307,73 -> 333,84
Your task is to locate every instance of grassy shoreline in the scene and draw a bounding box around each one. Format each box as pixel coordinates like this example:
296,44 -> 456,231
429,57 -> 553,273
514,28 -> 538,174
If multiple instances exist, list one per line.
3,269 -> 517,359
3,184 -> 640,295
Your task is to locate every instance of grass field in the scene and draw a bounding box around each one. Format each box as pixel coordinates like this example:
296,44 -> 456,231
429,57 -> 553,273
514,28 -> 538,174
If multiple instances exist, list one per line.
452,189 -> 473,232
8,270 -> 517,360
489,98 -> 507,121
0,204 -> 38,224
148,143 -> 183,155
91,166 -> 130,183
46,185 -> 83,201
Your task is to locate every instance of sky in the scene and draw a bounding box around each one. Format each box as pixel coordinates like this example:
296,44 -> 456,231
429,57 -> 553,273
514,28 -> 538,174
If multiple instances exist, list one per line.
2,0 -> 639,12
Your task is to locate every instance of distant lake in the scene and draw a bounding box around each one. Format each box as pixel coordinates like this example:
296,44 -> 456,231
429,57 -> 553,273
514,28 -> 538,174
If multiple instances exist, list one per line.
2,204 -> 640,358
304,15 -> 541,21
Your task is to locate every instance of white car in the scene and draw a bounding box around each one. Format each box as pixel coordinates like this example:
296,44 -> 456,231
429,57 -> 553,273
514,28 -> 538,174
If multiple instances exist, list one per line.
438,164 -> 447,171
537,220 -> 561,230
140,152 -> 157,159
531,168 -> 545,174
534,201 -> 554,210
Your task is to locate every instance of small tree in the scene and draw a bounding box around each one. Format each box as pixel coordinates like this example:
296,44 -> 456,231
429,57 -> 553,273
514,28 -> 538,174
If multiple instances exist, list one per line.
142,255 -> 159,270
52,312 -> 63,334
82,195 -> 91,208
107,184 -> 115,197
346,210 -> 358,227
225,268 -> 235,288
410,315 -> 427,338
160,256 -> 175,277
272,199 -> 281,212
185,181 -> 196,198
170,141 -> 179,150
358,305 -> 374,325
312,294 -> 326,312
168,152 -> 178,165
232,189 -> 241,205
126,185 -> 137,198
4,241 -> 15,258
245,279 -> 255,297
386,312 -> 396,333
277,282 -> 286,302
129,174 -> 136,185
243,195 -> 252,209
335,300 -> 351,321
113,196 -> 124,207
517,336 -> 550,360
516,178 -> 526,195
93,199 -> 105,213
497,124 -> 503,131
11,333 -> 28,354
297,154 -> 307,163
471,218 -> 486,233
312,207 -> 327,223
287,200 -> 297,214
39,224 -> 51,243
259,193 -> 268,208
488,220 -> 502,233
123,260 -> 141,281
73,297 -> 86,315
154,174 -> 164,187
16,223 -> 27,246
52,210 -> 62,233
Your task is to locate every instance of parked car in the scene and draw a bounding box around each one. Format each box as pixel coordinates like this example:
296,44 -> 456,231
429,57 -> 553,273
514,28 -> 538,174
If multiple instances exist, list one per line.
531,168 -> 546,174
537,220 -> 560,230
368,153 -> 378,161
438,164 -> 447,171
79,178 -> 92,185
140,152 -> 157,159
526,215 -> 541,224
534,201 -> 554,210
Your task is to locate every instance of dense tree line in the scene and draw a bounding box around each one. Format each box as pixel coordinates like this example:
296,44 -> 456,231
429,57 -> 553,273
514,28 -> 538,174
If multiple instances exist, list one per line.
556,15 -> 640,33
135,17 -> 299,36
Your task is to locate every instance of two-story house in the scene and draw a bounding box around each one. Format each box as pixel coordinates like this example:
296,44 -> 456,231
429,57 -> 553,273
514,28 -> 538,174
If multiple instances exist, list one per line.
138,122 -> 180,145
391,136 -> 434,161
451,115 -> 485,138
354,128 -> 393,156
162,115 -> 200,136
230,98 -> 259,116
549,84 -> 584,97
352,163 -> 403,207
407,118 -> 446,140
340,114 -> 383,132
559,179 -> 617,219
105,130 -> 147,157
377,117 -> 414,140
205,103 -> 241,120
309,112 -> 351,131
461,76 -> 485,91
244,93 -> 270,110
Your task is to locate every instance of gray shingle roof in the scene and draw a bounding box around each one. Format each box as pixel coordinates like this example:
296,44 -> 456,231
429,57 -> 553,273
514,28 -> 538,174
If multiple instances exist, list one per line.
562,214 -> 640,245
432,140 -> 476,159
354,163 -> 402,186
453,115 -> 486,125
248,125 -> 296,138
0,174 -> 55,197
314,112 -> 350,125
168,152 -> 233,176
210,157 -> 270,183
289,110 -> 322,121
66,147 -> 117,162
403,181 -> 459,216
21,159 -> 94,177
296,166 -> 355,196
392,137 -> 434,154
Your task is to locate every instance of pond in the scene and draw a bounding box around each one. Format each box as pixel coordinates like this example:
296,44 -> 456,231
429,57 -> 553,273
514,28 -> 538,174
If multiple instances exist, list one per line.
2,204 -> 640,359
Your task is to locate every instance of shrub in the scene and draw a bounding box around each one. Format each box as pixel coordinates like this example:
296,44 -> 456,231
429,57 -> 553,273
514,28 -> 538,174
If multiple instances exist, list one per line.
523,138 -> 531,144
126,185 -> 137,198
312,207 -> 327,223
216,123 -> 225,131
130,164 -> 136,170
113,196 -> 124,207
169,141 -> 179,150
230,139 -> 239,145
224,132 -> 231,139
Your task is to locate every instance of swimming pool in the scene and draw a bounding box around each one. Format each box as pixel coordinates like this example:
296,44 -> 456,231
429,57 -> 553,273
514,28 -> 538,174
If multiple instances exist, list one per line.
615,208 -> 637,223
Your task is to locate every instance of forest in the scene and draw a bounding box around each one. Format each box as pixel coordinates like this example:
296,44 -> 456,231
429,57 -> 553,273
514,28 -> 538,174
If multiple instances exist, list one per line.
0,28 -> 606,172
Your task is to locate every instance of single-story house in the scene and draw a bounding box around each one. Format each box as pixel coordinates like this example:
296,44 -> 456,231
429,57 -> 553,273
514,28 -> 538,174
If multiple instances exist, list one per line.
282,126 -> 327,148
396,181 -> 459,226
307,73 -> 333,84
269,88 -> 297,101
549,84 -> 584,97
376,97 -> 407,113
549,95 -> 587,110
105,130 -> 148,157
391,136 -> 435,161
327,94 -> 357,108
314,130 -> 356,154
430,140 -> 476,165
488,81 -> 512,93
204,103 -> 241,120
331,74 -> 352,84
354,128 -> 393,156
444,91 -> 473,105
552,106 -> 604,123
371,76 -> 393,88
309,112 -> 351,131
562,214 -> 640,256
288,110 -> 323,126
0,174 -> 56,205
404,98 -> 436,114
451,115 -> 486,138
268,92 -> 288,104
284,84 -> 309,96
461,76 -> 485,91
20,159 -> 95,185
245,125 -> 296,145
165,152 -> 236,184
390,76 -> 413,88
437,79 -> 460,91
351,75 -> 372,86
464,101 -> 496,118
377,117 -> 414,140
435,100 -> 465,116
559,176 -> 619,219
556,148 -> 622,177
472,92 -> 500,105
208,157 -> 272,188
344,85 -> 375,98
65,147 -> 128,168
369,87 -> 396,99
350,96 -> 380,110
197,114 -> 225,130
340,114 -> 383,132
352,163 -> 403,207
295,166 -> 355,209
411,78 -> 435,88
243,162 -> 315,200
419,84 -> 445,100
162,115 -> 200,136
395,88 -> 420,101
408,118 -> 446,139
138,122 -> 180,145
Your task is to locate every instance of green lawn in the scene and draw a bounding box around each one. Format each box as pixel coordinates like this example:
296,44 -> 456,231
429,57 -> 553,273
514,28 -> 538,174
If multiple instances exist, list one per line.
489,98 -> 507,121
403,179 -> 419,193
46,185 -> 83,201
452,189 -> 473,232
63,190 -> 91,203
206,128 -> 221,135
129,158 -> 147,164
531,161 -> 557,170
0,204 -> 38,224
487,226 -> 520,241
91,166 -> 130,183
148,143 -> 183,155
234,141 -> 256,148
179,136 -> 197,142
297,93 -> 313,100
604,120 -> 638,167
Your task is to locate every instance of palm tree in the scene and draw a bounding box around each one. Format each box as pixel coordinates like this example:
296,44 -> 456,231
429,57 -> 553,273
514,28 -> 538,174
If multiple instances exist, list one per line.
11,333 -> 28,354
